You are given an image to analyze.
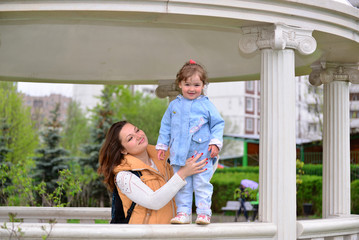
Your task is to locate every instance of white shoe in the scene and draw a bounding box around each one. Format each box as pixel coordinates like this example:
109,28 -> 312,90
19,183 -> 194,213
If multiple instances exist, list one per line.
170,212 -> 191,224
195,214 -> 211,225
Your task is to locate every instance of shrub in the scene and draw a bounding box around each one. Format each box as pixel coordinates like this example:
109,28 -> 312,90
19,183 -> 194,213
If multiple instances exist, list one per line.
296,175 -> 322,216
216,166 -> 259,174
302,164 -> 322,176
351,180 -> 359,214
351,165 -> 359,182
212,166 -> 359,216
301,164 -> 359,182
211,171 -> 258,213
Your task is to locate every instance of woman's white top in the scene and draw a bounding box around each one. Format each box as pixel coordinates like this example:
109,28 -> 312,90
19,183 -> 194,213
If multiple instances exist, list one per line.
115,159 -> 186,210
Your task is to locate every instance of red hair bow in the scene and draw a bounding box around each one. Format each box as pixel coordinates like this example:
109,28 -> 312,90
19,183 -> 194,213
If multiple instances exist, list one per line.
189,59 -> 196,64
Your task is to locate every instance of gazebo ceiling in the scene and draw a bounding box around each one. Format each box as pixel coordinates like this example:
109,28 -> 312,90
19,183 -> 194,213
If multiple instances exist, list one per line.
0,0 -> 358,85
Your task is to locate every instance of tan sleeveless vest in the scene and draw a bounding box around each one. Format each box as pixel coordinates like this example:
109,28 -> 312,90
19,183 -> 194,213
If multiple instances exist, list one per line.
113,145 -> 176,224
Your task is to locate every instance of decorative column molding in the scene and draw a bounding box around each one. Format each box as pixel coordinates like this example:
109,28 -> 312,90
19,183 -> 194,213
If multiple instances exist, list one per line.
155,80 -> 180,102
310,62 -> 358,217
309,62 -> 359,86
239,23 -> 317,240
238,23 -> 316,55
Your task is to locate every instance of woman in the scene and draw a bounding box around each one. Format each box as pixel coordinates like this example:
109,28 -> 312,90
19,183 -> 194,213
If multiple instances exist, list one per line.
98,121 -> 207,224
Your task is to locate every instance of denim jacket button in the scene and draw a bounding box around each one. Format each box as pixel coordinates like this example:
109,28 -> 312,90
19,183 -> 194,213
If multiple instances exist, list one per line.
199,138 -> 202,142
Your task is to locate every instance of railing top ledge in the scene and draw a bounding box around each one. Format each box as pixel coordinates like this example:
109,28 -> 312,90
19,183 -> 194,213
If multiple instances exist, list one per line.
297,215 -> 359,239
0,222 -> 277,239
0,206 -> 111,219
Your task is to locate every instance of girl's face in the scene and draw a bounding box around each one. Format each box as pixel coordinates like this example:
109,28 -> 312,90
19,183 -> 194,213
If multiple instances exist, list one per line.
119,123 -> 148,156
178,72 -> 204,100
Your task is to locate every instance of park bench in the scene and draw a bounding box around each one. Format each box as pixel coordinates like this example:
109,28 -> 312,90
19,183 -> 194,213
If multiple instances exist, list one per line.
221,200 -> 256,222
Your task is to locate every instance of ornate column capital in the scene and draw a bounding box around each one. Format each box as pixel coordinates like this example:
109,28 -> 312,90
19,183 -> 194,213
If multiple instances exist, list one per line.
238,23 -> 317,55
155,80 -> 180,101
309,62 -> 359,86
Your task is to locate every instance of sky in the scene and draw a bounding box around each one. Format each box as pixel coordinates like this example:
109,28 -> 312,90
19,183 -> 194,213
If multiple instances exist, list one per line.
17,82 -> 74,97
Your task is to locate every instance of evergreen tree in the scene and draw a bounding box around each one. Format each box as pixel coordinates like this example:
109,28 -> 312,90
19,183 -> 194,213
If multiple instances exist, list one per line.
33,103 -> 70,198
80,86 -> 114,206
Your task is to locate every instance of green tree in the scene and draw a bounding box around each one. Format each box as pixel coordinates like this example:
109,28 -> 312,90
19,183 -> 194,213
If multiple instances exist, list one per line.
0,118 -> 12,205
0,118 -> 11,163
0,81 -> 38,206
33,103 -> 70,201
61,100 -> 90,157
111,85 -> 167,144
0,81 -> 38,165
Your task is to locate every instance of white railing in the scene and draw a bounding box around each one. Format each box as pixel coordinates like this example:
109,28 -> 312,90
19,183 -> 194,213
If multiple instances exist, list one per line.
0,206 -> 110,223
297,215 -> 359,240
0,207 -> 358,240
0,207 -> 277,239
0,222 -> 277,240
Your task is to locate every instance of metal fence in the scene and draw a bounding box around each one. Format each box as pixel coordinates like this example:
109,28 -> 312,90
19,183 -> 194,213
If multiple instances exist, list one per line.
299,151 -> 359,165
219,152 -> 359,181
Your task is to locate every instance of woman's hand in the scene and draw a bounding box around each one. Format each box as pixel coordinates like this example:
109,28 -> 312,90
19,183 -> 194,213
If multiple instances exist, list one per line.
177,153 -> 207,180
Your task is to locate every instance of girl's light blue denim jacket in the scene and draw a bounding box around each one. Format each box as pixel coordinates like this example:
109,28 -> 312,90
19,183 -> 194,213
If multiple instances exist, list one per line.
156,94 -> 225,166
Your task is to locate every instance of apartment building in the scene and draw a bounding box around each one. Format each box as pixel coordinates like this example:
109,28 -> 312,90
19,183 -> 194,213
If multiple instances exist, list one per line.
22,93 -> 71,128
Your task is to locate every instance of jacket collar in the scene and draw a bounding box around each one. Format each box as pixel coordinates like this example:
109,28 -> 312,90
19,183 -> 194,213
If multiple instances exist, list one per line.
176,94 -> 207,101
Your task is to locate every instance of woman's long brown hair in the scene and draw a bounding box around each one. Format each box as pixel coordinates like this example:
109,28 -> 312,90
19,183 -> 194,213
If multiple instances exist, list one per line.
97,121 -> 128,191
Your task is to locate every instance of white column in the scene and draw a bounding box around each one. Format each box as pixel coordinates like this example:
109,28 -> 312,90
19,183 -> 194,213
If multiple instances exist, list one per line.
323,80 -> 350,217
239,23 -> 316,240
261,48 -> 297,238
310,63 -> 359,217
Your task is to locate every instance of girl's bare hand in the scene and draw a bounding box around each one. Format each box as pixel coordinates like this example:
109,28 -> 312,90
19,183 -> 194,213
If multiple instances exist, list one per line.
177,153 -> 207,180
157,149 -> 165,161
208,145 -> 219,158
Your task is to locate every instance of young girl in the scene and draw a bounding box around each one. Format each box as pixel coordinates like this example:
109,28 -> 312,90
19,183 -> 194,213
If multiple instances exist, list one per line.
156,59 -> 225,224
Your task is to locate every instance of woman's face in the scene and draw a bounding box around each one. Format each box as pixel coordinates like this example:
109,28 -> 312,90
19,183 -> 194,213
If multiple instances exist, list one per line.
119,123 -> 148,156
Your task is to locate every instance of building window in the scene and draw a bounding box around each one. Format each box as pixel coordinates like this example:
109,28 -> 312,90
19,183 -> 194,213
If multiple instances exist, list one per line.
351,111 -> 359,118
246,81 -> 255,94
33,100 -> 43,108
350,93 -> 359,101
245,97 -> 254,114
245,117 -> 254,134
257,99 -> 260,115
308,123 -> 317,133
308,85 -> 315,94
308,85 -> 323,95
307,104 -> 320,113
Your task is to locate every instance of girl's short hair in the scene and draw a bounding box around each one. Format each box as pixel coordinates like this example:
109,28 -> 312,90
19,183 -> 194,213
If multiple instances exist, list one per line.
175,60 -> 208,86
